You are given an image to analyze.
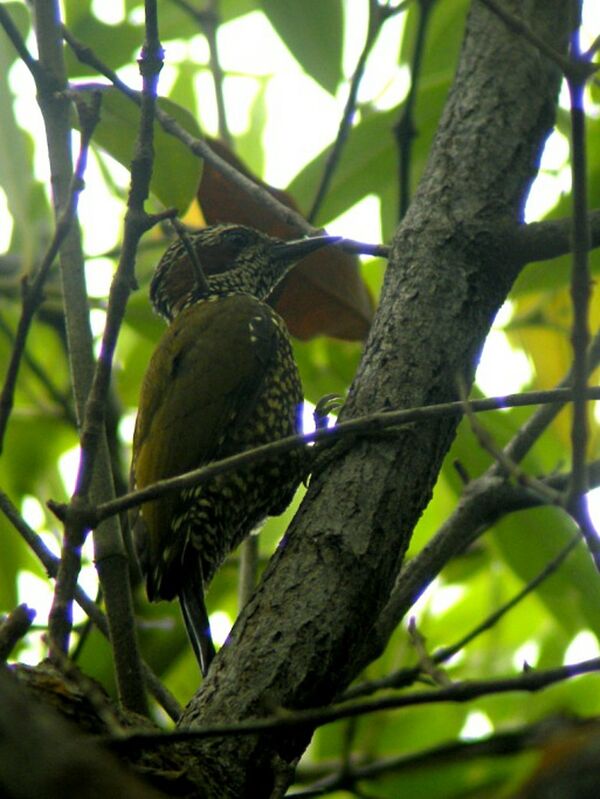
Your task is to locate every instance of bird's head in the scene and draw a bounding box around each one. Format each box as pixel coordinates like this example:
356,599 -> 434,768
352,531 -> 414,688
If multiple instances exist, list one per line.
150,224 -> 340,321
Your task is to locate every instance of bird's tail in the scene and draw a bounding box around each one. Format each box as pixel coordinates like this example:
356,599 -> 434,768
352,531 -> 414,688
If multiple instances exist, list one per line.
178,561 -> 216,677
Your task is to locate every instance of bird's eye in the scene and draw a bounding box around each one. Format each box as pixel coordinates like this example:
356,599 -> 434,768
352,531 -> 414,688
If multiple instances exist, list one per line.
226,228 -> 251,248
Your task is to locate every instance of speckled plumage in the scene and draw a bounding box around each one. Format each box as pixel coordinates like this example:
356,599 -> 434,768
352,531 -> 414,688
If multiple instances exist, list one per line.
130,224 -> 338,674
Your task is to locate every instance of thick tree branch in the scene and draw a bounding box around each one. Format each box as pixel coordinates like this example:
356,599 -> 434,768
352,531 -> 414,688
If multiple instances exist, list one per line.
176,3 -> 574,796
0,667 -> 163,799
511,210 -> 600,264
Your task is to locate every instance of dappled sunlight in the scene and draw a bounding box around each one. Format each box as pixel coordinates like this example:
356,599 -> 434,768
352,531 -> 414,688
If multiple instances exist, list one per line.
21,495 -> 46,532
209,610 -> 233,648
512,640 -> 541,671
459,710 -> 494,741
524,129 -> 570,223
476,303 -> 533,398
564,630 -> 600,666
15,571 -> 52,664
58,445 -> 81,496
587,489 -> 600,537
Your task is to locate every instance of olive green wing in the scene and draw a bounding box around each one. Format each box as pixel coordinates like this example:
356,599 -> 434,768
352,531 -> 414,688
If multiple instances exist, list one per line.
130,295 -> 280,597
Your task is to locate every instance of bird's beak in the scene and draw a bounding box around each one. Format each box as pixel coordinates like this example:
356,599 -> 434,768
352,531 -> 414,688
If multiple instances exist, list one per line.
272,234 -> 342,262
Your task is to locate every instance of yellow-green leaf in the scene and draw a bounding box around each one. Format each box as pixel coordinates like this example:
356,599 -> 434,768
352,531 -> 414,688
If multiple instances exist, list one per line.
74,85 -> 203,213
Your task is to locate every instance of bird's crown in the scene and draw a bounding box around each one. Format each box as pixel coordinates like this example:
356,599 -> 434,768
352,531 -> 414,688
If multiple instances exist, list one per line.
150,224 -> 339,321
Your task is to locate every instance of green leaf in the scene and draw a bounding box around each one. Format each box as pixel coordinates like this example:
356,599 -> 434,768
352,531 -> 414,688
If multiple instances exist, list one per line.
169,62 -> 200,121
293,337 -> 362,404
74,85 -> 203,213
289,78 -> 452,230
64,14 -> 143,77
261,0 -> 344,95
493,508 -> 600,638
236,79 -> 269,177
289,107 -> 398,224
0,3 -> 42,262
136,0 -> 257,36
400,0 -> 469,73
64,0 -> 92,27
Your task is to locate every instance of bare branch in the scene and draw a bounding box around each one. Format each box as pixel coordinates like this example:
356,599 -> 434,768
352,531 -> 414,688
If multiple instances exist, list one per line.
0,98 -> 98,451
110,655 -> 600,748
0,488 -> 182,721
0,604 -> 36,661
85,386 -> 600,525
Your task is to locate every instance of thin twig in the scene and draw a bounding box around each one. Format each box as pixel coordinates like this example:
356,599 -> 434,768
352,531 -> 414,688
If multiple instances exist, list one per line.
72,10 -> 167,503
565,29 -> 597,554
340,237 -> 390,258
109,654 -> 600,748
555,28 -> 600,572
0,604 -> 36,661
170,218 -> 210,293
0,98 -> 98,452
431,534 -> 581,665
500,328 -> 600,469
0,488 -> 182,721
478,0 -> 597,81
291,715 -> 593,796
394,0 -> 435,219
407,618 -> 451,687
169,0 -> 231,145
459,382 -> 563,505
566,35 -> 590,503
308,0 -> 398,222
346,533 -> 580,700
79,386 -> 600,527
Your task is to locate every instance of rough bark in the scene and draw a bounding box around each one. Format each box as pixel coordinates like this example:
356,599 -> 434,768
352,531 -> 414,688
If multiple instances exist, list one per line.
177,2 -> 573,796
0,666 -> 162,799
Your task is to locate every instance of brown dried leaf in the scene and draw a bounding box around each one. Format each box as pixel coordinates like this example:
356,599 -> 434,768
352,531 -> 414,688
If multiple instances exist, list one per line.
197,139 -> 374,341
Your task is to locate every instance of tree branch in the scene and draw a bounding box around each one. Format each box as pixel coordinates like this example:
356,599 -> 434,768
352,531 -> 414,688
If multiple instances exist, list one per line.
112,654 -> 600,749
0,102 -> 95,451
0,488 -> 182,721
394,0 -> 435,219
308,0 -> 400,222
565,27 -> 598,564
510,210 -> 600,264
76,386 -> 600,527
175,4 -> 573,795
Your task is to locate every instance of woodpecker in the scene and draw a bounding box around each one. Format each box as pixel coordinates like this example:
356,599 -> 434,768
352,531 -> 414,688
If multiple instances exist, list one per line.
130,224 -> 339,674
